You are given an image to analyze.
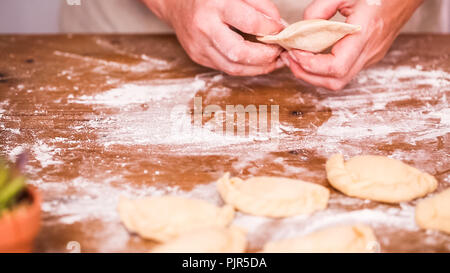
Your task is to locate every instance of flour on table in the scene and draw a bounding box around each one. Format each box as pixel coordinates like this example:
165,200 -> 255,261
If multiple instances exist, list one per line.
70,79 -> 206,105
32,141 -> 64,168
2,49 -> 448,252
53,50 -> 172,73
69,76 -> 280,152
0,100 -> 8,118
290,65 -> 450,159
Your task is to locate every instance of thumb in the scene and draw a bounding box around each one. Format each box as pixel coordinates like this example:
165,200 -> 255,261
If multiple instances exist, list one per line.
303,0 -> 349,20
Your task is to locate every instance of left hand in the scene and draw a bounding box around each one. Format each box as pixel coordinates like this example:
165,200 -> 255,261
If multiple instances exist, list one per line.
281,0 -> 423,91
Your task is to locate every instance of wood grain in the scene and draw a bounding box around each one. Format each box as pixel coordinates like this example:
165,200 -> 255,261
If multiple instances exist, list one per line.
0,34 -> 449,252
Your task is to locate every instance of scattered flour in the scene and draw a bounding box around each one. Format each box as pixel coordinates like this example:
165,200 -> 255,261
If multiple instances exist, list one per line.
53,50 -> 172,73
63,65 -> 449,158
70,79 -> 206,106
355,66 -> 450,88
0,100 -> 8,118
318,66 -> 449,140
70,76 -> 281,152
32,141 -> 64,168
288,65 -> 450,158
8,146 -> 25,162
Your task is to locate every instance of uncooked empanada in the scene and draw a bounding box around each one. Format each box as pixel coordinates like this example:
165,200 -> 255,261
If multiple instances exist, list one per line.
262,225 -> 378,253
326,154 -> 437,203
150,227 -> 247,253
217,173 -> 329,218
416,188 -> 450,234
118,196 -> 234,242
258,19 -> 361,52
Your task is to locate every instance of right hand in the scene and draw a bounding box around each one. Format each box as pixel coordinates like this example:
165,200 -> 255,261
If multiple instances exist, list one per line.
143,0 -> 285,76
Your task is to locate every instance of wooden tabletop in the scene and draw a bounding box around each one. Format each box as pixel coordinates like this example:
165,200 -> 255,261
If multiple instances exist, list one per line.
0,34 -> 449,253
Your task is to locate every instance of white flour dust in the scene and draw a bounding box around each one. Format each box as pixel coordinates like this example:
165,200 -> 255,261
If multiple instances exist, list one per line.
285,65 -> 450,159
69,76 -> 280,152
53,50 -> 172,73
70,79 -> 206,106
354,66 -> 450,88
63,64 -> 450,158
0,100 -> 8,118
31,141 -> 64,168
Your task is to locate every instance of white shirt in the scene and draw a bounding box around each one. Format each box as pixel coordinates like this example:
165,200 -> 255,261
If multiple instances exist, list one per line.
60,0 -> 449,33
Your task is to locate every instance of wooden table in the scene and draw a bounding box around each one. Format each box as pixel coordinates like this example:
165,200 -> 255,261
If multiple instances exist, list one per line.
0,34 -> 449,253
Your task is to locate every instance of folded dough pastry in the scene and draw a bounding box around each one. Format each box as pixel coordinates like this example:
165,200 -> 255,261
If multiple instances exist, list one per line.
257,19 -> 361,52
262,225 -> 378,253
416,188 -> 450,234
326,154 -> 437,203
118,196 -> 234,242
150,227 -> 247,253
217,173 -> 329,218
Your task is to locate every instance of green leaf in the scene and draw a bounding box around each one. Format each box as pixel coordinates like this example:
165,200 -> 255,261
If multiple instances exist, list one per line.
0,165 -> 8,190
0,176 -> 26,212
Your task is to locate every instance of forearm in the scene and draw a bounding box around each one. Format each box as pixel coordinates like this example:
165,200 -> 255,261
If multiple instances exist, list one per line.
140,0 -> 177,25
380,0 -> 424,36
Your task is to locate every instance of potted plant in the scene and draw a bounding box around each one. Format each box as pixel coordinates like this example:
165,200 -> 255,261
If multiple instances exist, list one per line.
0,153 -> 41,253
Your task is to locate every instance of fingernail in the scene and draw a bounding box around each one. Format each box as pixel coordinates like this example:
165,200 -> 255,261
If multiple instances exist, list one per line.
260,13 -> 287,35
280,19 -> 289,27
261,14 -> 281,25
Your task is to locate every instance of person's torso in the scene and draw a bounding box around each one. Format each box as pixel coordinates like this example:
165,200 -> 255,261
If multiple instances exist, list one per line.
60,0 -> 448,33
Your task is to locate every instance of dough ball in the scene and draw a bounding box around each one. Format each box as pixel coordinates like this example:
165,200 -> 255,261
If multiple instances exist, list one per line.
257,19 -> 361,52
217,173 -> 329,218
416,188 -> 450,234
150,227 -> 247,253
118,196 -> 234,242
262,225 -> 378,253
326,154 -> 437,203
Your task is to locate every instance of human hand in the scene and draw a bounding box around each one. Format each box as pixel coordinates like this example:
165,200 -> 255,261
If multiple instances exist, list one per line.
281,0 -> 423,90
143,0 -> 285,76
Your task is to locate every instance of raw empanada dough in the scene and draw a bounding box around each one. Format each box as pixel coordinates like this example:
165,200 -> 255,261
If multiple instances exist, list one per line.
326,154 -> 437,203
217,173 -> 329,218
257,19 -> 361,52
262,225 -> 378,253
118,196 -> 234,242
416,188 -> 450,234
150,227 -> 247,253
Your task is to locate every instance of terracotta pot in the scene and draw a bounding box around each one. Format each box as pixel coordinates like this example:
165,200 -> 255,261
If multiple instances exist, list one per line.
0,186 -> 41,253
